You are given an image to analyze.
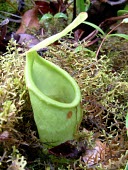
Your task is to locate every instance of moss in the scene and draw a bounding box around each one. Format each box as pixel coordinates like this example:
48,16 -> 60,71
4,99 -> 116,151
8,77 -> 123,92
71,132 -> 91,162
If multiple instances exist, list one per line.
0,37 -> 128,169
0,1 -> 18,14
0,39 -> 31,169
0,39 -> 26,130
43,38 -> 128,169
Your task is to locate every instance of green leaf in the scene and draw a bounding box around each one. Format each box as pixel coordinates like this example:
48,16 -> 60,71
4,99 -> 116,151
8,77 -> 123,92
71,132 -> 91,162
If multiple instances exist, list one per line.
117,4 -> 128,16
40,13 -> 53,23
74,45 -> 83,53
54,13 -> 67,20
83,21 -> 105,35
74,45 -> 95,56
117,10 -> 128,16
76,0 -> 85,13
108,33 -> 128,40
122,18 -> 128,23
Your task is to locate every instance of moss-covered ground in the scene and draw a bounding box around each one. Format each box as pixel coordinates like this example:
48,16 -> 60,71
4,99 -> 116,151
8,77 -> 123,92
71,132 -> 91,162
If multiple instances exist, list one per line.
0,36 -> 128,169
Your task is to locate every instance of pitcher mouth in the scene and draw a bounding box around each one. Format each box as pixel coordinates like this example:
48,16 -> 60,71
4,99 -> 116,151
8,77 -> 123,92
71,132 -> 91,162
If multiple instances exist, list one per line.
25,51 -> 81,108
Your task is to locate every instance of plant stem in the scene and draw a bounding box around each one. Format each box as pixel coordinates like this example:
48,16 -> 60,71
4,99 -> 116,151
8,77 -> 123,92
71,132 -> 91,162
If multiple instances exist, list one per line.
95,21 -> 123,59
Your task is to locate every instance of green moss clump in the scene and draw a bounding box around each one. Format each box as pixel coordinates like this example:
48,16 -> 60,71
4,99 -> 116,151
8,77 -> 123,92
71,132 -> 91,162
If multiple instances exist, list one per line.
0,1 -> 18,14
0,39 -> 27,131
0,39 -> 27,169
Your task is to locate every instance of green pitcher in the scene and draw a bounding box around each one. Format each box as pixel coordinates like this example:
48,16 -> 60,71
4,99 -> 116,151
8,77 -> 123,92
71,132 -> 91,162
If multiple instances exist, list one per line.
25,13 -> 88,147
25,50 -> 82,147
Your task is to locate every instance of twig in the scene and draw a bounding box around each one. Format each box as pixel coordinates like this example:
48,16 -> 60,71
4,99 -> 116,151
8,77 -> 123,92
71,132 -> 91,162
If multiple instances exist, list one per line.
95,21 -> 123,59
